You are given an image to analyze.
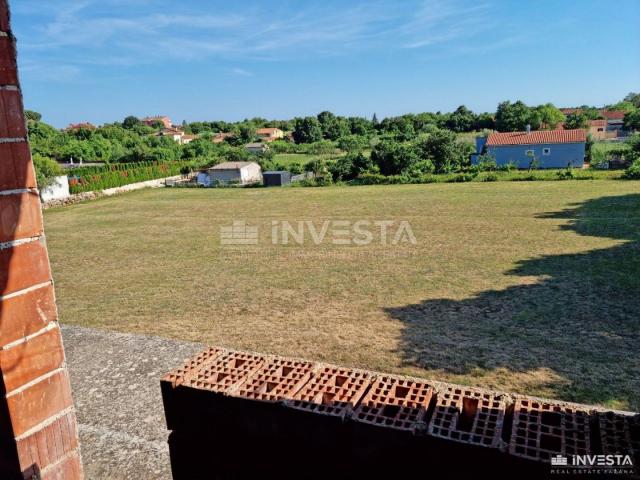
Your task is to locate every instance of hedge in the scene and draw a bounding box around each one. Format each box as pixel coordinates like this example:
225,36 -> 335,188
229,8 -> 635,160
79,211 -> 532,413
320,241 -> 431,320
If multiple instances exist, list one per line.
68,161 -> 189,194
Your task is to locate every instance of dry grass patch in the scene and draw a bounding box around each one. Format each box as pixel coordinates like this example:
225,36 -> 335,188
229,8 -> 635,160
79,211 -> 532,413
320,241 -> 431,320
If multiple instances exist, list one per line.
44,181 -> 640,410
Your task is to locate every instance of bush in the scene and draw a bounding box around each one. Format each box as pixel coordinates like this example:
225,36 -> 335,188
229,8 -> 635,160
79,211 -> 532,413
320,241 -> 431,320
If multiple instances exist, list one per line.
477,154 -> 497,171
482,173 -> 498,182
624,160 -> 640,179
448,172 -> 477,183
498,161 -> 517,172
32,154 -> 63,189
556,166 -> 576,180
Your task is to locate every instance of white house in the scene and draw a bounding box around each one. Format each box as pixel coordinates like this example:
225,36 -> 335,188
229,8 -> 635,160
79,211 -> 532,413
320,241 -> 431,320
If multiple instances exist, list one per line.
197,162 -> 262,186
244,143 -> 269,154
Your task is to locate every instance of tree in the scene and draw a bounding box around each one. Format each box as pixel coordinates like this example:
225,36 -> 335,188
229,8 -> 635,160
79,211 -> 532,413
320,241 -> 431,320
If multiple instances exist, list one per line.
564,113 -> 589,130
371,140 -> 419,175
337,135 -> 369,153
25,110 -> 42,122
292,117 -> 323,144
372,113 -> 379,126
624,92 -> 640,109
236,124 -> 257,144
123,116 -> 141,129
535,103 -> 565,129
495,101 -> 532,132
32,154 -> 63,189
329,152 -> 376,181
624,110 -> 640,131
476,112 -> 495,130
317,111 -> 349,140
348,117 -> 373,136
445,105 -> 477,133
414,129 -> 468,173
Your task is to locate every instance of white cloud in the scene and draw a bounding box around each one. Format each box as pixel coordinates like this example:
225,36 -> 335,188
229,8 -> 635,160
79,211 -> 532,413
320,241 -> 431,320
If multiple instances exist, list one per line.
228,68 -> 254,77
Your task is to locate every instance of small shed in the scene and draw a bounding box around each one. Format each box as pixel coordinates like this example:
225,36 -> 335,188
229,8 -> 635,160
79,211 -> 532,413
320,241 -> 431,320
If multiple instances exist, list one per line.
263,171 -> 291,187
199,161 -> 262,186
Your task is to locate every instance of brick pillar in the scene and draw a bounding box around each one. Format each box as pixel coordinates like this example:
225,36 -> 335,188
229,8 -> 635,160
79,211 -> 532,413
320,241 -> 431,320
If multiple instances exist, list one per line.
0,2 -> 83,479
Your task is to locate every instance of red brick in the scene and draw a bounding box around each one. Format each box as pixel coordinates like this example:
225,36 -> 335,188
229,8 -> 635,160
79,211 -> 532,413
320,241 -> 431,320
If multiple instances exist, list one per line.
183,350 -> 266,394
597,412 -> 639,463
0,141 -> 36,190
14,411 -> 78,474
161,347 -> 225,389
508,398 -> 590,462
0,36 -> 17,85
0,326 -> 65,393
0,2 -> 9,33
5,370 -> 74,437
0,88 -> 25,138
285,364 -> 372,418
427,384 -> 507,449
38,451 -> 83,480
229,356 -> 315,403
353,375 -> 434,433
0,238 -> 51,296
0,283 -> 56,346
0,192 -> 43,243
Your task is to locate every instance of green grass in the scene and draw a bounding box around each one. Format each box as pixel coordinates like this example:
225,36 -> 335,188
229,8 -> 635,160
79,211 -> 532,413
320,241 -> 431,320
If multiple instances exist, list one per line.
44,181 -> 640,410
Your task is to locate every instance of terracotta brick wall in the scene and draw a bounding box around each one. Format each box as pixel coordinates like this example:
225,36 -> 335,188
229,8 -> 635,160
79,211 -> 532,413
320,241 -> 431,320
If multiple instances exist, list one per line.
0,2 -> 83,478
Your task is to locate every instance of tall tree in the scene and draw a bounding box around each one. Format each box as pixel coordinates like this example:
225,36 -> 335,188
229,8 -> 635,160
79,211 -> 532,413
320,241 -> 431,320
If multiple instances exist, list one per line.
292,117 -> 323,144
495,101 -> 532,132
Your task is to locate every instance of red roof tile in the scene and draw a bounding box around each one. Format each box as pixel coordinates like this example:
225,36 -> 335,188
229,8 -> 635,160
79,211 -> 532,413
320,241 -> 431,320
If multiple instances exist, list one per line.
486,129 -> 586,146
601,110 -> 625,120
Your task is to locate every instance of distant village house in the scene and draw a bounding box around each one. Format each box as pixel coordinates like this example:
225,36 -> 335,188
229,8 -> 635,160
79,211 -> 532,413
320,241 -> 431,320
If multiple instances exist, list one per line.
256,127 -> 284,142
141,116 -> 173,129
474,128 -> 586,169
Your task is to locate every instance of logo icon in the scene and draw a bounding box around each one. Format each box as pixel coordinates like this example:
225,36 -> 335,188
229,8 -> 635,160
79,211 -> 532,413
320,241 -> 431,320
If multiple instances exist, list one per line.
220,220 -> 259,245
551,455 -> 568,466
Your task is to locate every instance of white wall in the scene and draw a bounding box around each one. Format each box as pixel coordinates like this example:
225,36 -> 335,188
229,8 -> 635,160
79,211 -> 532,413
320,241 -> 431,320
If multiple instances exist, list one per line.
40,175 -> 70,202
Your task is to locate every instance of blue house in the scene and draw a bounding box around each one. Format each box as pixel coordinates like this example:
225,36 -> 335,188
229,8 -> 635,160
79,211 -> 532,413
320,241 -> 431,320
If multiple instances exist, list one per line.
473,128 -> 587,169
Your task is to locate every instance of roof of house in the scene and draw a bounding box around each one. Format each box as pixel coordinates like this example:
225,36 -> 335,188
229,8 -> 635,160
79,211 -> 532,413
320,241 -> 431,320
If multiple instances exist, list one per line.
555,119 -> 607,130
210,161 -> 258,170
245,142 -> 267,148
600,110 -> 625,120
156,128 -> 183,136
256,128 -> 282,134
486,129 -> 586,146
182,134 -> 199,140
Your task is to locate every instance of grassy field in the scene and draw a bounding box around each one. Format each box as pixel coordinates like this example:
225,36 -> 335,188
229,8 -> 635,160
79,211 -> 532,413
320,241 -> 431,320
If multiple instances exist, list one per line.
44,181 -> 640,410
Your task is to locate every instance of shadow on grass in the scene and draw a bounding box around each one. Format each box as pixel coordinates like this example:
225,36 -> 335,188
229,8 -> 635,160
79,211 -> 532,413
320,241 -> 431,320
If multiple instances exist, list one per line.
386,194 -> 640,409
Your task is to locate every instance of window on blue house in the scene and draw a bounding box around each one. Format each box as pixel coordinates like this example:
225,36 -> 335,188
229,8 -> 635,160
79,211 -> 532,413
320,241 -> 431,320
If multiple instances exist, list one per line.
542,147 -> 551,156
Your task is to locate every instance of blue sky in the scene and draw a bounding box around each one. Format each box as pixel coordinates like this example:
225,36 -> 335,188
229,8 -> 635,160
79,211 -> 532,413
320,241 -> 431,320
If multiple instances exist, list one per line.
12,0 -> 640,127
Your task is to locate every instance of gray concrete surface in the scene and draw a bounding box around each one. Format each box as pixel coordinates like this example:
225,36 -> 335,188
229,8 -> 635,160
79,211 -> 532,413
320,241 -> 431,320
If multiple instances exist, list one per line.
61,325 -> 204,479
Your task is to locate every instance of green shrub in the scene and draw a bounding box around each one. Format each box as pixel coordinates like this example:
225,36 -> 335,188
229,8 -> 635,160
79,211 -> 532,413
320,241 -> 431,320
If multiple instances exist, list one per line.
624,160 -> 640,179
448,172 -> 477,183
556,167 -> 576,180
482,173 -> 498,182
32,154 -> 63,189
498,161 -> 517,172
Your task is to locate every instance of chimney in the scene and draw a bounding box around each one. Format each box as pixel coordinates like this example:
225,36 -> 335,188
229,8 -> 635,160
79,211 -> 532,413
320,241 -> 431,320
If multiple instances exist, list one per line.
526,124 -> 531,134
